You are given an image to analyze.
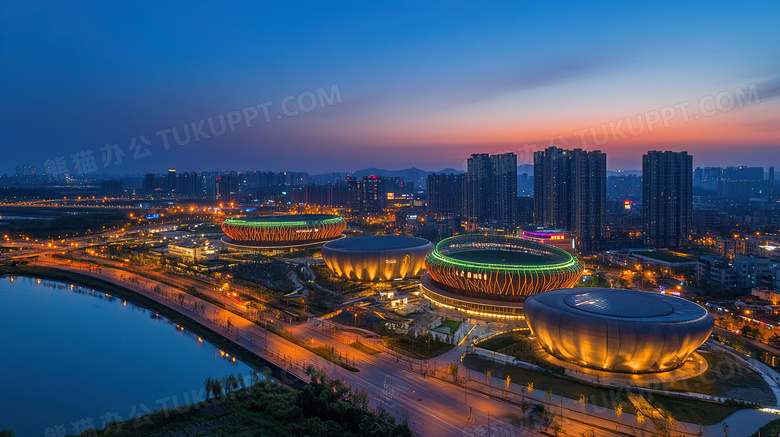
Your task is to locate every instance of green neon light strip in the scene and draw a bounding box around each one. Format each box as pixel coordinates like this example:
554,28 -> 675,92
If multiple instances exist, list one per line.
427,235 -> 580,272
428,252 -> 579,272
224,215 -> 344,228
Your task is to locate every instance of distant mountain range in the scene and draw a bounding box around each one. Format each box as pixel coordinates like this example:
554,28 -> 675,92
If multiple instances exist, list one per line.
518,164 -> 533,175
517,165 -> 641,178
309,166 -> 641,187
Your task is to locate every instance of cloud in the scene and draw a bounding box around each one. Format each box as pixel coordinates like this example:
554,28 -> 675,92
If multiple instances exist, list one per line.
305,55 -> 621,122
758,78 -> 780,100
743,119 -> 780,132
434,55 -> 618,109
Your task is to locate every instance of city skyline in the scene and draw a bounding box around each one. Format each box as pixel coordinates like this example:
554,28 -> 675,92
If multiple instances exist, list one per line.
4,4 -> 780,437
2,2 -> 780,175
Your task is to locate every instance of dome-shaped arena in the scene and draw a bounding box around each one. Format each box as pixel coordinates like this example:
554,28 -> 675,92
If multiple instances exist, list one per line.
524,288 -> 714,373
321,235 -> 434,281
221,214 -> 345,249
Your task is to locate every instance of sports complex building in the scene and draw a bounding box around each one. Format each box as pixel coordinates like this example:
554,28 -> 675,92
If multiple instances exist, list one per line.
221,214 -> 346,251
524,288 -> 714,373
321,235 -> 434,281
518,226 -> 576,254
421,234 -> 583,319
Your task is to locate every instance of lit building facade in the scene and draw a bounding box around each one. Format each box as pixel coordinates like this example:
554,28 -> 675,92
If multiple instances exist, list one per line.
466,153 -> 517,226
321,235 -> 434,281
643,151 -> 693,248
347,175 -> 382,213
221,214 -> 345,250
421,234 -> 582,318
533,147 -> 606,252
519,226 -> 576,254
168,239 -> 217,261
525,288 -> 713,373
427,173 -> 464,217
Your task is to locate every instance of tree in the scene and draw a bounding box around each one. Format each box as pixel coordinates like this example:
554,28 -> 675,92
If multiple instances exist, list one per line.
212,378 -> 223,398
249,369 -> 261,386
446,362 -> 459,380
351,389 -> 369,410
740,324 -> 759,339
580,429 -> 595,437
224,374 -> 240,394
667,414 -> 676,432
538,406 -> 552,432
527,381 -> 534,394
486,370 -> 492,391
579,393 -> 588,416
655,419 -> 671,437
204,377 -> 213,400
551,414 -> 566,437
520,399 -> 531,427
614,403 -> 623,429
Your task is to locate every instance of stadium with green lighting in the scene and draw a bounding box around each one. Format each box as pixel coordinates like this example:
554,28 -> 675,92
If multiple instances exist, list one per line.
421,234 -> 583,319
221,214 -> 346,250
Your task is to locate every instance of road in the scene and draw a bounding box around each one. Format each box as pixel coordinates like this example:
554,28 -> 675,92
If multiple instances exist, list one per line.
18,250 -> 741,437
30,254 -> 539,436
713,326 -> 780,356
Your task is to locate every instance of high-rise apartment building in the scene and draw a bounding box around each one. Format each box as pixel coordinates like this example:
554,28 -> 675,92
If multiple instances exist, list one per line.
427,173 -> 464,217
643,150 -> 693,248
215,172 -> 239,203
465,153 -> 517,225
492,153 -> 517,225
533,147 -> 606,251
347,175 -> 382,213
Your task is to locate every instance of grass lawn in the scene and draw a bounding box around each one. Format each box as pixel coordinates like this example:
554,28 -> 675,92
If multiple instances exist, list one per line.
434,319 -> 462,334
463,354 -> 748,425
67,377 -> 412,437
476,334 -> 564,373
646,395 -> 747,426
475,331 -> 527,351
664,351 -> 773,401
463,354 -> 635,413
310,346 -> 359,372
350,340 -> 380,355
750,418 -> 780,437
633,250 -> 694,263
385,334 -> 454,359
310,264 -> 369,295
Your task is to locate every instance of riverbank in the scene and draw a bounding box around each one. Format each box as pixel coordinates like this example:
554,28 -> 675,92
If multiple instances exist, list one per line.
70,368 -> 410,437
0,263 -> 306,390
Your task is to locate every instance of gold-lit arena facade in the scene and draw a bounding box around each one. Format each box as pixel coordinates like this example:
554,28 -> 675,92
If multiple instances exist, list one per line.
525,288 -> 714,373
425,235 -> 582,301
321,236 -> 434,281
221,214 -> 346,250
421,235 -> 583,319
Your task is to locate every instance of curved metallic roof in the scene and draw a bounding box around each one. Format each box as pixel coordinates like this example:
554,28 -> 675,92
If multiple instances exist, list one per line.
529,288 -> 707,323
323,235 -> 432,251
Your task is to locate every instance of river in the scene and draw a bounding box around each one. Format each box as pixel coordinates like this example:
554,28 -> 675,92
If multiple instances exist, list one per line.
0,275 -> 254,436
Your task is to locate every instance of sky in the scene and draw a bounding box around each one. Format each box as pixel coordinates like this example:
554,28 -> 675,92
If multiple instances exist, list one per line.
1,1 -> 779,176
